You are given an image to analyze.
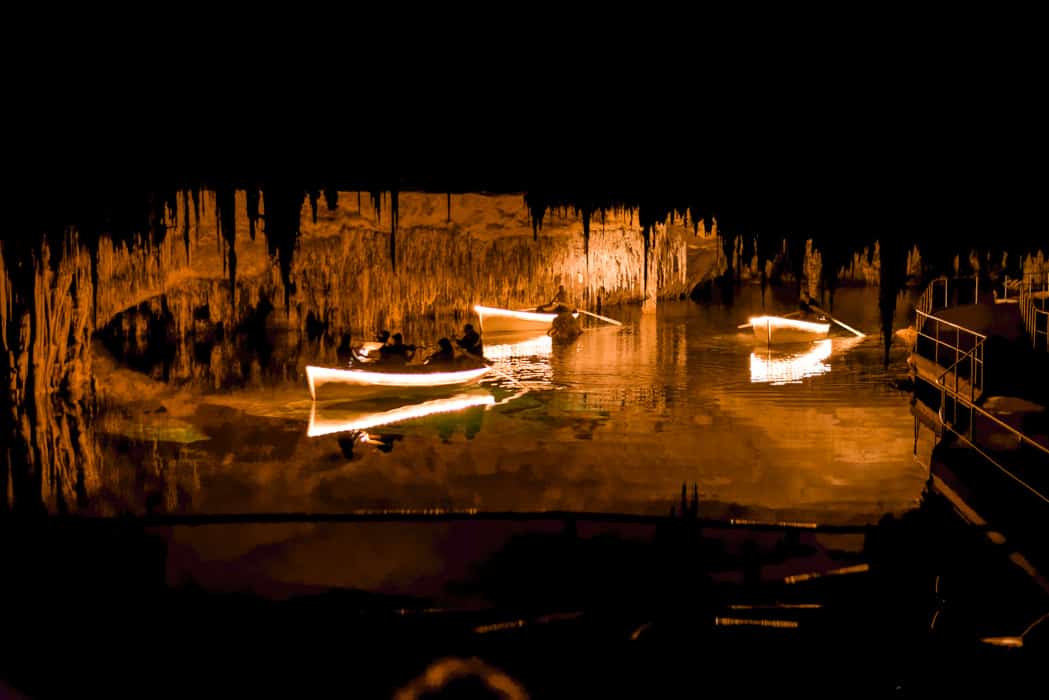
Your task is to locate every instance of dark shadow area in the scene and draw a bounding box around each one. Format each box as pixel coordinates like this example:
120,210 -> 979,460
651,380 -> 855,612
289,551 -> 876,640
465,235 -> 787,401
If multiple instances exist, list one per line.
1,483 -> 1043,697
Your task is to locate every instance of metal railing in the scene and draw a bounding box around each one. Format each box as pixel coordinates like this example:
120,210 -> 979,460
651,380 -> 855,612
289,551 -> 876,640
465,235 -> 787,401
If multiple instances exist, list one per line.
1017,271 -> 1048,351
915,276 -> 948,317
915,275 -> 982,320
912,272 -> 1049,508
914,276 -> 987,442
997,270 -> 1047,301
937,340 -> 985,440
914,309 -> 986,376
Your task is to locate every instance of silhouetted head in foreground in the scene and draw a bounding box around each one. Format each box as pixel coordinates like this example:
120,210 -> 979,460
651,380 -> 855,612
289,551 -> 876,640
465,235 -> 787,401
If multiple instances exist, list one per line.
393,657 -> 527,699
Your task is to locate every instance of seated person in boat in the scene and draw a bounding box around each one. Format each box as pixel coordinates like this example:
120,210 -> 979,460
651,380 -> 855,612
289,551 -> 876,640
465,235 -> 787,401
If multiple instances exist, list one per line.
351,329 -> 392,364
798,295 -> 828,321
537,284 -> 571,313
424,337 -> 456,366
456,323 -> 483,356
548,309 -> 582,342
379,333 -> 415,364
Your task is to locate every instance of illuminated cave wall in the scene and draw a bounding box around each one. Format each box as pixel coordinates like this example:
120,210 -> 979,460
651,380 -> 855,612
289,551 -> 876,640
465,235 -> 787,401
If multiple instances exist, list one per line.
1,190 -> 694,512
277,191 -> 692,332
93,190 -> 693,340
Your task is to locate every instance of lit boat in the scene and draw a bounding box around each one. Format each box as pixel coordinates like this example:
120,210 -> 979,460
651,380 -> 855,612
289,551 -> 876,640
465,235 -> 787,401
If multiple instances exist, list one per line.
474,304 -> 579,334
749,315 -> 831,345
307,393 -> 496,437
306,364 -> 491,400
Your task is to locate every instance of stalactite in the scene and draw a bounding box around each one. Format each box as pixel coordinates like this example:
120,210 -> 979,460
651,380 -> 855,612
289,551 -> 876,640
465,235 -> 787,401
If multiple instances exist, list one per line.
246,187 -> 260,241
191,187 -> 200,241
642,223 -> 651,295
309,188 -> 320,224
879,238 -> 908,366
370,189 -> 383,222
390,189 -> 399,272
324,187 -> 338,212
183,187 -> 192,257
216,186 -> 237,308
582,208 -> 591,260
262,185 -> 304,311
525,193 -> 546,241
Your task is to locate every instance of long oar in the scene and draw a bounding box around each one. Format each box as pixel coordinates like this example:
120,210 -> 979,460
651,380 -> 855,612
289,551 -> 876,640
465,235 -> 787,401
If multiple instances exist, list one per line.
810,304 -> 866,338
578,309 -> 623,326
737,311 -> 801,329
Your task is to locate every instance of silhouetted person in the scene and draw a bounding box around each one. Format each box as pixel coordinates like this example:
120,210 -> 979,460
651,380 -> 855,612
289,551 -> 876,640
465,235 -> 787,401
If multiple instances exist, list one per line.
338,432 -> 362,459
537,284 -> 569,313
380,333 -> 415,364
365,433 -> 402,453
548,310 -> 581,342
425,337 -> 455,365
351,329 -> 390,363
456,324 -> 482,356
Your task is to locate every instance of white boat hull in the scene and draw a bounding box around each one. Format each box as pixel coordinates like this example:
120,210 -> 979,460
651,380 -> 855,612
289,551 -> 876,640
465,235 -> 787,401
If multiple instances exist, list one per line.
749,316 -> 831,345
306,364 -> 490,400
474,305 -> 577,334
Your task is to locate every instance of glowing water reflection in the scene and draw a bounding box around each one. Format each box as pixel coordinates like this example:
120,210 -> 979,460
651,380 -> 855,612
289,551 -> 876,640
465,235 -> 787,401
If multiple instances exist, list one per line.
483,332 -> 554,386
750,340 -> 833,385
71,288 -> 921,524
307,393 -> 496,437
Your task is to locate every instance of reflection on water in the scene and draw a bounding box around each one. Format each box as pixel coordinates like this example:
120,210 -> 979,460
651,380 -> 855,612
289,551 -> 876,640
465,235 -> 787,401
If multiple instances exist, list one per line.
307,393 -> 497,437
750,339 -> 832,385
5,230 -> 925,524
747,338 -> 866,385
482,332 -> 554,386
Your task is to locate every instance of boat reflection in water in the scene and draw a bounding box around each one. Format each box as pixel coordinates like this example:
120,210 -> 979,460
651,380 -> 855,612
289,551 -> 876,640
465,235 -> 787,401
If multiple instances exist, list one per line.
307,392 -> 496,438
482,331 -> 554,386
749,337 -> 867,385
750,339 -> 833,385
